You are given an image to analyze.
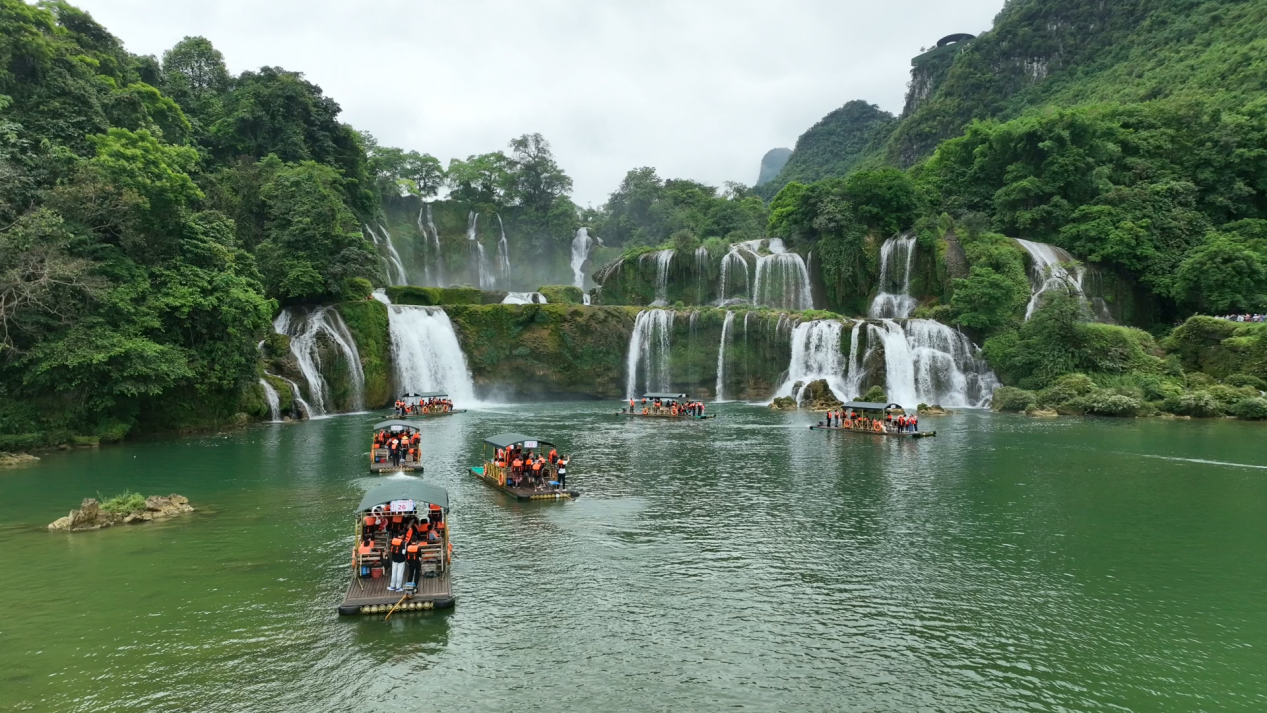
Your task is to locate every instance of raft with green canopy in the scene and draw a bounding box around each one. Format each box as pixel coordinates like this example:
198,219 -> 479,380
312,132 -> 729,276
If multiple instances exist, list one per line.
393,391 -> 467,419
809,401 -> 935,438
469,432 -> 579,501
370,419 -> 424,473
618,392 -> 716,420
338,481 -> 454,616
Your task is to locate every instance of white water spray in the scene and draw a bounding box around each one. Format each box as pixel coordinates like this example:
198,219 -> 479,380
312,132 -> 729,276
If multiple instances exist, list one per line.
1015,238 -> 1086,320
869,235 -> 918,319
502,292 -> 548,304
772,320 -> 849,403
714,311 -> 736,401
495,214 -> 511,288
646,249 -> 676,306
624,309 -> 675,398
259,379 -> 281,422
748,239 -> 812,310
386,305 -> 478,404
273,307 -> 366,416
571,228 -> 594,289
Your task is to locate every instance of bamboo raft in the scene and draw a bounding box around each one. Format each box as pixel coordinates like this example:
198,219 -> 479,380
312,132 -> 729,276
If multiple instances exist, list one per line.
370,419 -> 424,473
617,410 -> 715,420
809,425 -> 936,438
402,409 -> 467,419
470,466 -> 579,501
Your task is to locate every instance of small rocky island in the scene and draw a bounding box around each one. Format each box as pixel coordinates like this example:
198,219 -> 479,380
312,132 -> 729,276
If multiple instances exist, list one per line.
48,493 -> 194,532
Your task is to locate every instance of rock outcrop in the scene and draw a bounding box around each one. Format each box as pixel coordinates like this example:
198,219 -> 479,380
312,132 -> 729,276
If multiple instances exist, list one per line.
0,452 -> 39,468
800,379 -> 843,412
48,494 -> 194,532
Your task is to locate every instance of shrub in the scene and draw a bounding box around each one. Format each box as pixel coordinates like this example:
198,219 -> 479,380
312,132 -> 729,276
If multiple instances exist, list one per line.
100,491 -> 147,514
862,386 -> 888,402
992,386 -> 1036,412
1226,373 -> 1267,391
1186,372 -> 1217,388
1163,391 -> 1225,417
340,277 -> 374,301
1230,398 -> 1267,420
1037,373 -> 1096,407
1071,390 -> 1142,417
1204,384 -> 1256,409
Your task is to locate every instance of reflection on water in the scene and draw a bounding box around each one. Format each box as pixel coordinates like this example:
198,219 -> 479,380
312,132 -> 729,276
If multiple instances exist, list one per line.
1,405 -> 1266,711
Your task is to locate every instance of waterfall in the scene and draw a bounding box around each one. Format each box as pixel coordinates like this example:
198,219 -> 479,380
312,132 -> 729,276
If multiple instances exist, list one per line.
418,203 -> 444,287
843,321 -> 868,399
624,309 -> 675,398
277,374 -> 312,419
386,305 -> 477,404
259,379 -> 281,422
714,311 -> 735,401
503,292 -> 548,304
869,235 -> 918,319
718,248 -> 751,304
495,214 -> 511,288
773,319 -> 849,402
467,212 -> 493,289
749,239 -> 812,310
273,306 -> 366,416
366,224 -> 409,287
371,289 -> 392,305
695,246 -> 709,301
869,319 -> 998,409
646,249 -> 675,306
1015,238 -> 1087,320
571,228 -> 594,289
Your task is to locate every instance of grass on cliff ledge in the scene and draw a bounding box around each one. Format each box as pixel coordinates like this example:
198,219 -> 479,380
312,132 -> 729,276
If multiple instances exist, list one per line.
99,491 -> 147,513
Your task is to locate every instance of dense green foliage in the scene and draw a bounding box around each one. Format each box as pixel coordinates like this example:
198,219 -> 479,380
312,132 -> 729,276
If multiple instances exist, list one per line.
755,101 -> 896,199
593,168 -> 767,250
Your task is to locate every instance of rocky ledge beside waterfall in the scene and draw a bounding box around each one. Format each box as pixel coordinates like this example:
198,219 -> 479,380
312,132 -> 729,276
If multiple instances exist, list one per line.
49,494 -> 195,532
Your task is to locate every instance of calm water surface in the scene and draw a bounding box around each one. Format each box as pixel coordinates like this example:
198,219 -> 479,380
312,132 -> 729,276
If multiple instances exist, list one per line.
1,405 -> 1265,711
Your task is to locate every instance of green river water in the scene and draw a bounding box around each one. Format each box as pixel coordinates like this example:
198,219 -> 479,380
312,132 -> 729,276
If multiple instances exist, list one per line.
1,404 -> 1265,712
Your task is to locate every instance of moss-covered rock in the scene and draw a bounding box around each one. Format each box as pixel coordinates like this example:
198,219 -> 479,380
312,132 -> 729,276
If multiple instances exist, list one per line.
1163,316 -> 1267,382
992,386 -> 1036,412
538,285 -> 585,304
336,300 -> 392,408
386,286 -> 507,306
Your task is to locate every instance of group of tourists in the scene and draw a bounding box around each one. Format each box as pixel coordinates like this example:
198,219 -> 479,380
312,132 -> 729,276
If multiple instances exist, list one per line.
494,445 -> 571,491
373,428 -> 420,467
823,409 -> 919,433
626,397 -> 706,418
395,397 -> 453,416
1221,313 -> 1265,323
360,507 -> 446,593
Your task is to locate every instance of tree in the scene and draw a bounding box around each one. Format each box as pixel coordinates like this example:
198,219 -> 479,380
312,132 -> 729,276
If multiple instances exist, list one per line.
1173,232 -> 1266,313
505,133 -> 572,212
951,265 -> 1022,330
161,36 -> 230,119
256,161 -> 377,300
446,152 -> 512,207
367,145 -> 444,200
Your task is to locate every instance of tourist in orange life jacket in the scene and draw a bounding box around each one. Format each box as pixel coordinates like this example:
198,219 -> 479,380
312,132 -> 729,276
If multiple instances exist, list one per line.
910,414 -> 918,433
404,544 -> 421,590
556,456 -> 569,489
549,448 -> 559,465
388,536 -> 408,592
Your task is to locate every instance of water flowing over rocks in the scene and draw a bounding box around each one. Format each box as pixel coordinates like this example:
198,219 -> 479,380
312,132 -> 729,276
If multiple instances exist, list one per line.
869,234 -> 919,319
272,306 -> 366,416
48,495 -> 194,532
386,305 -> 478,404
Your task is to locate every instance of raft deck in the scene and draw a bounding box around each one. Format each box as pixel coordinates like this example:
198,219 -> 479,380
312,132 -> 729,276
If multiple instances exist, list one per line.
470,465 -> 579,501
617,411 -> 715,419
810,425 -> 936,438
338,571 -> 453,615
399,409 -> 467,419
370,452 -> 423,473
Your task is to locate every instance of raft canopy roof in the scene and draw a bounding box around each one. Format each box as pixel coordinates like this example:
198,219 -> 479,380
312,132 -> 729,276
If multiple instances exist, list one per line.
483,432 -> 556,449
358,481 -> 449,511
641,392 -> 689,399
373,419 -> 419,431
402,392 -> 448,399
839,402 -> 905,412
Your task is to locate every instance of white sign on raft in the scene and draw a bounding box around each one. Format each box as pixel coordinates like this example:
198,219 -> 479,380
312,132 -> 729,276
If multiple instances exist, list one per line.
523,440 -> 538,449
389,499 -> 415,513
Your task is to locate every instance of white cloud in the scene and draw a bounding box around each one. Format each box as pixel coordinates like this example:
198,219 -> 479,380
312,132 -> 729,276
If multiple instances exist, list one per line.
71,0 -> 1004,205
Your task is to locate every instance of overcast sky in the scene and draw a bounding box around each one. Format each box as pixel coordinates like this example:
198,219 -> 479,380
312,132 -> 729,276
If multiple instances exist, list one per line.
72,0 -> 1004,206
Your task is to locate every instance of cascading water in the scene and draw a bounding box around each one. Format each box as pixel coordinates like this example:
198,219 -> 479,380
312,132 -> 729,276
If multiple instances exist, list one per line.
259,379 -> 281,422
842,321 -> 868,399
502,292 -> 548,304
749,239 -> 812,310
467,212 -> 494,289
869,235 -> 918,319
277,375 -> 312,419
571,228 -> 594,289
718,248 -> 751,304
1016,238 -> 1086,320
386,305 -> 478,404
695,246 -> 709,301
624,309 -> 675,398
772,320 -> 849,402
495,214 -> 511,287
273,306 -> 366,416
371,289 -> 392,305
418,203 -> 444,286
647,249 -> 675,307
714,311 -> 735,401
366,224 -> 409,287
868,319 -> 998,410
